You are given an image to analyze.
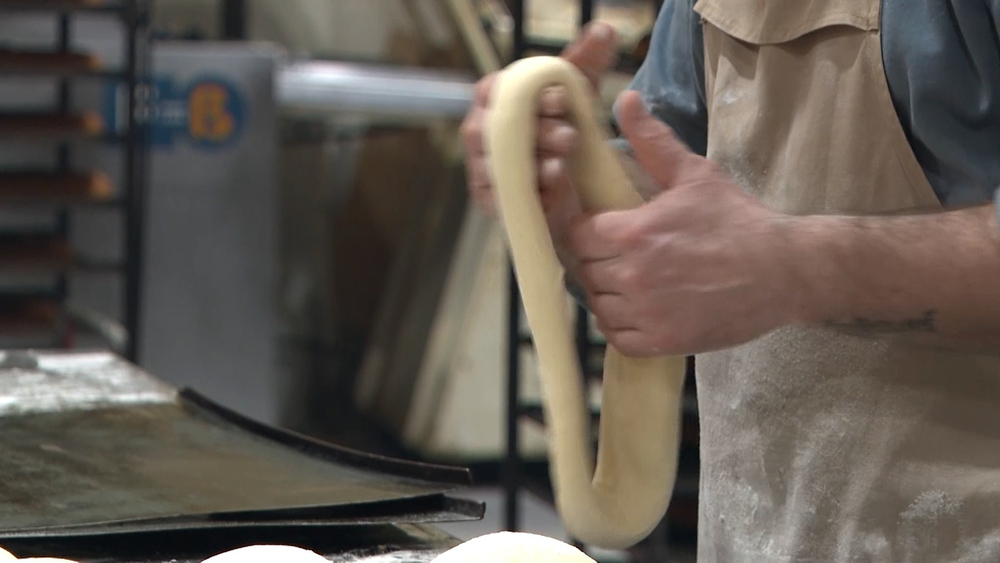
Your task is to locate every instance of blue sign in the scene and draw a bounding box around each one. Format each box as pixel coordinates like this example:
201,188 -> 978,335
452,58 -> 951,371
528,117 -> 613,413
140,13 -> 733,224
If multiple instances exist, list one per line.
103,75 -> 246,150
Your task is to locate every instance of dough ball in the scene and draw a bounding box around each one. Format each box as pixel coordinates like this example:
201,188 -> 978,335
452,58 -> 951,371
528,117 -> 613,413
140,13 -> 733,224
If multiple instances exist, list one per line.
432,532 -> 596,562
201,545 -> 328,563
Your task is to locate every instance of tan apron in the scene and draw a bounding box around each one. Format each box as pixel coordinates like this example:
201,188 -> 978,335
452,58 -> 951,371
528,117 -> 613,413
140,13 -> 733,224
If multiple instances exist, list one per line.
690,0 -> 1000,560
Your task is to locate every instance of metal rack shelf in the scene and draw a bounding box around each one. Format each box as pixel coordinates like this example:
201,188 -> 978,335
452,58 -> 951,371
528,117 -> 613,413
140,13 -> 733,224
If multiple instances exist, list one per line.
0,66 -> 125,79
0,170 -> 115,203
0,248 -> 123,275
0,0 -> 150,361
0,48 -> 104,73
0,0 -> 125,13
0,293 -> 62,333
0,111 -> 106,138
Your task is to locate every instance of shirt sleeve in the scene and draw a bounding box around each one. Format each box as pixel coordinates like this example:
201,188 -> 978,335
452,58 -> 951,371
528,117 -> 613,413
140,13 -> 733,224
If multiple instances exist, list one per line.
994,187 -> 1000,234
615,0 -> 708,155
989,4 -> 999,230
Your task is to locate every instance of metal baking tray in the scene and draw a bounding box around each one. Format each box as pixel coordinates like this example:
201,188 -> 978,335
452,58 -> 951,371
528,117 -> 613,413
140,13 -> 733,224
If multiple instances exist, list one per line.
2,523 -> 460,562
0,350 -> 483,541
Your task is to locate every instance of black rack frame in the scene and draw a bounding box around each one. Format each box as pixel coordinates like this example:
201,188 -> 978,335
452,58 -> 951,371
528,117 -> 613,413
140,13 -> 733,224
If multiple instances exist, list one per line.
0,0 -> 152,362
221,0 -> 246,41
500,1 -> 698,560
121,0 -> 152,362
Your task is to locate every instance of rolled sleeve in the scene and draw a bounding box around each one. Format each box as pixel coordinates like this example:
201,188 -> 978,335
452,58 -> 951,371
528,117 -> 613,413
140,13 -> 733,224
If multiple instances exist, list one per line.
994,186 -> 1000,233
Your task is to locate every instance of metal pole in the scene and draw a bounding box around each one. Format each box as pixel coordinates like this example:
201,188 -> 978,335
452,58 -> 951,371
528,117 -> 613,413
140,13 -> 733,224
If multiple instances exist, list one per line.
570,0 -> 594,554
221,0 -> 246,40
503,0 -> 526,533
580,0 -> 594,27
512,0 -> 525,57
504,269 -> 522,531
55,13 -> 71,306
123,0 -> 148,362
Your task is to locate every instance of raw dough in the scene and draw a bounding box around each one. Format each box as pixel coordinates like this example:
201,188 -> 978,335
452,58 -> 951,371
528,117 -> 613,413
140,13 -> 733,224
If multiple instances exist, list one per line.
485,56 -> 687,549
201,545 -> 328,563
0,547 -> 15,561
432,532 -> 595,562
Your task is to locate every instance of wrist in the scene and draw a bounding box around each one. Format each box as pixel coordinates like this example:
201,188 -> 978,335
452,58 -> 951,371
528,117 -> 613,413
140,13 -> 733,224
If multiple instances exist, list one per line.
781,215 -> 851,326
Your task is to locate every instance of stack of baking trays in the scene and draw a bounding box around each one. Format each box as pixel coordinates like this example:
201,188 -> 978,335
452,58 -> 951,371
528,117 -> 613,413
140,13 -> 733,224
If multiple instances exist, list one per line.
0,350 -> 484,561
0,0 -> 146,354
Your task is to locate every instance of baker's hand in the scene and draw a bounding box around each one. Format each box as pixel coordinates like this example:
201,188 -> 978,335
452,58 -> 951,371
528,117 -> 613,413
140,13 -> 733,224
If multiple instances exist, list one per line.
569,91 -> 799,357
460,21 -> 618,217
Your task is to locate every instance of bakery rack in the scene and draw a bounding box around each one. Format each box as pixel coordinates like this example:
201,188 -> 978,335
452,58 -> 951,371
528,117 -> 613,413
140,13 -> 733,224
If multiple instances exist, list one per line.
499,0 -> 700,560
0,0 -> 151,361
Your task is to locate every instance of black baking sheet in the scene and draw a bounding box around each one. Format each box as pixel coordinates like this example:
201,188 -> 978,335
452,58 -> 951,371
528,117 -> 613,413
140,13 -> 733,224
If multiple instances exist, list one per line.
0,351 -> 482,539
1,522 -> 460,562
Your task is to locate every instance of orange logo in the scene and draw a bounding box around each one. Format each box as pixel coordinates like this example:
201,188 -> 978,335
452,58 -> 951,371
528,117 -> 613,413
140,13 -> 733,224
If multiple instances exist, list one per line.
188,83 -> 235,142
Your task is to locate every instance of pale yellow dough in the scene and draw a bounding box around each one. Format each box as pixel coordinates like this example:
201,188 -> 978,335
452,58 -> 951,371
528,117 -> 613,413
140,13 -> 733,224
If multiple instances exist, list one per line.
200,545 -> 328,563
0,547 -> 15,561
484,56 -> 687,549
432,532 -> 595,562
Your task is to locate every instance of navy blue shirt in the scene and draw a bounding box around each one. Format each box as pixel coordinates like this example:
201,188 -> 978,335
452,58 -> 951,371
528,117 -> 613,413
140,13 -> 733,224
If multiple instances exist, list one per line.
629,0 -> 1000,212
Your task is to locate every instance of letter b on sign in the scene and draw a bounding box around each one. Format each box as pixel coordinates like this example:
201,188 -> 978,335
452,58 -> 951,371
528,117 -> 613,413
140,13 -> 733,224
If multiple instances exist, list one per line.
186,79 -> 243,148
189,83 -> 234,141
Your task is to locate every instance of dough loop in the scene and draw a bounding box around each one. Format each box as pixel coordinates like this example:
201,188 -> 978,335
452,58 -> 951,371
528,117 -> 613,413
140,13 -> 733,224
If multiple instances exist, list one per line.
483,56 -> 686,549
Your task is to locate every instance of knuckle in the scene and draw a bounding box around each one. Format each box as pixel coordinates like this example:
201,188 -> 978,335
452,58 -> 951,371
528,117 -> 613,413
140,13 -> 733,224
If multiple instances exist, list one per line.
616,264 -> 647,291
475,74 -> 495,101
470,182 -> 489,198
468,173 -> 489,194
556,124 -> 580,153
466,162 -> 492,194
471,187 -> 496,214
539,87 -> 570,116
467,181 -> 485,200
460,117 -> 481,145
612,222 -> 643,246
538,157 -> 567,187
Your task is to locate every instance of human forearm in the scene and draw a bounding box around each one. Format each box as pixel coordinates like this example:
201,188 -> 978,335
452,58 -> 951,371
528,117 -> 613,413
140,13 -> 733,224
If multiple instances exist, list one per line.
789,202 -> 1000,351
566,95 -> 1000,357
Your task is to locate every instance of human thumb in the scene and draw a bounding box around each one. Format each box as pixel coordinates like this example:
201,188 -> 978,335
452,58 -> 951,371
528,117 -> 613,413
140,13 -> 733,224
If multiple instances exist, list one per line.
615,90 -> 691,188
561,21 -> 619,90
